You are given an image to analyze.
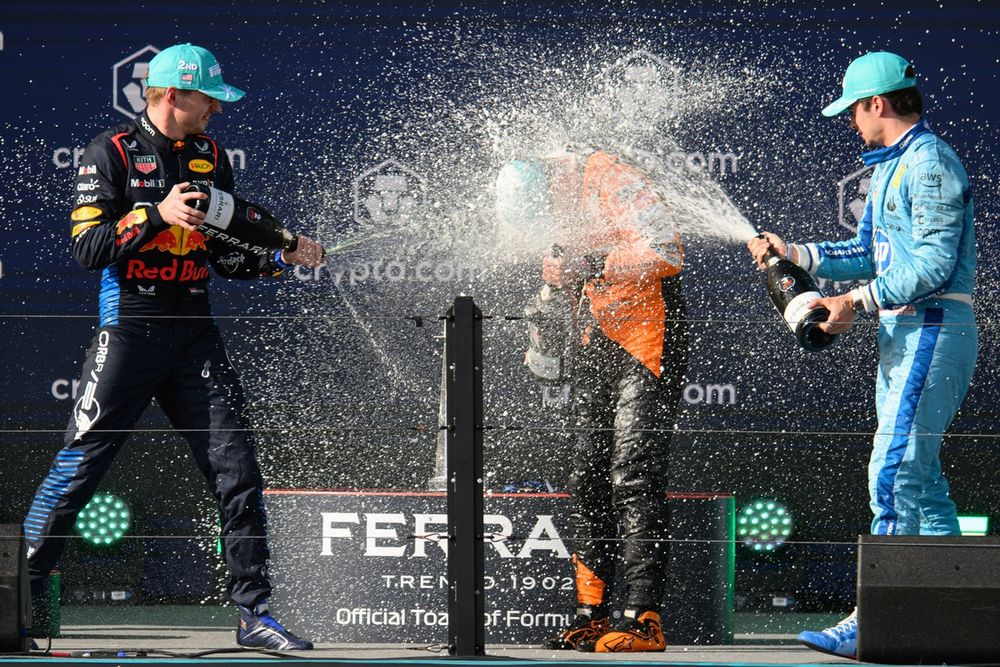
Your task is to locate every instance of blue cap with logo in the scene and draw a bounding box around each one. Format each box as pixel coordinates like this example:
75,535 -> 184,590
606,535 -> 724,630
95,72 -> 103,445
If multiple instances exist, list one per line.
822,51 -> 916,117
146,43 -> 245,102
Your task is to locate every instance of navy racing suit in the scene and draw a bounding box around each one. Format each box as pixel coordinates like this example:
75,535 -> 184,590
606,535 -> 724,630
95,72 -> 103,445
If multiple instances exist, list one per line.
24,111 -> 287,606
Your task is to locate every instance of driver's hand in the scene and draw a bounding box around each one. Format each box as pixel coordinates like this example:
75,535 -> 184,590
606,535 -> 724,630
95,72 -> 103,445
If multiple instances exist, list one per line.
283,235 -> 325,267
157,183 -> 206,231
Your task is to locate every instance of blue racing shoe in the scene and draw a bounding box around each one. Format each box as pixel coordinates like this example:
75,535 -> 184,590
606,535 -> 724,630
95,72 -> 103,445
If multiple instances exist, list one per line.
797,610 -> 856,659
237,603 -> 313,651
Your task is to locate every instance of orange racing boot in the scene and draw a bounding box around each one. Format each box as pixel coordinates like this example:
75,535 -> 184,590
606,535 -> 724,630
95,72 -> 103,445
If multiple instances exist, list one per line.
543,606 -> 610,650
580,609 -> 665,653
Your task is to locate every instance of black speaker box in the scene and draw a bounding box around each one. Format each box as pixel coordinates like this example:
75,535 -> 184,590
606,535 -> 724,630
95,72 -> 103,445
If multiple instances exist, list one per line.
0,524 -> 31,652
857,534 -> 1000,663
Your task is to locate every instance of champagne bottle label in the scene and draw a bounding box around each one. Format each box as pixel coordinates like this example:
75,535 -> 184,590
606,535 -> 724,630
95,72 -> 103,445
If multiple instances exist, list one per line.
186,183 -> 301,254
757,239 -> 837,352
783,291 -> 823,333
203,187 -> 235,230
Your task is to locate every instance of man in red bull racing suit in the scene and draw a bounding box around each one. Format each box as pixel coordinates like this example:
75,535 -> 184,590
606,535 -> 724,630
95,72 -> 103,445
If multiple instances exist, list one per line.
23,44 -> 322,650
500,150 -> 689,652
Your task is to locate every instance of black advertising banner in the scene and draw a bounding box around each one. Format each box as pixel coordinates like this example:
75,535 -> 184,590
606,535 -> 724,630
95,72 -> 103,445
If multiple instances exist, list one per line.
266,491 -> 734,645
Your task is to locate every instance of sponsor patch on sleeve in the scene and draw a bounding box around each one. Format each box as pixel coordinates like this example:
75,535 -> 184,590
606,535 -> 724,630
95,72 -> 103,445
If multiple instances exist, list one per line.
71,221 -> 102,237
115,208 -> 149,234
71,206 -> 103,221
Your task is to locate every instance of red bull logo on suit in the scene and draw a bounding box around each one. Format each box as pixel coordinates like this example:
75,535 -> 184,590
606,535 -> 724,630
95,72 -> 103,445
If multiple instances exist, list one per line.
140,226 -> 207,256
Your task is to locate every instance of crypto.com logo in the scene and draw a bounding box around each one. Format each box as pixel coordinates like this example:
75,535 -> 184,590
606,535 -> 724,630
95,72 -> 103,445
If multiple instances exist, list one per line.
814,165 -> 875,295
602,49 -> 676,85
113,45 -> 160,118
352,159 -> 426,224
837,165 -> 873,234
601,49 -> 680,107
600,50 -> 682,121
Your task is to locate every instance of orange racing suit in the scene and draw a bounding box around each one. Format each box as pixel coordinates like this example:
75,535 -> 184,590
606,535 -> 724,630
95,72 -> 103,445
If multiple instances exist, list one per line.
566,151 -> 689,613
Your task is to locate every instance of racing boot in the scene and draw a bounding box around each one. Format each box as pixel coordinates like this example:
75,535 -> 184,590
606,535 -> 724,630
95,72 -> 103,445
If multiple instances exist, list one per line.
236,602 -> 313,651
797,609 -> 857,659
579,608 -> 666,653
543,605 -> 610,650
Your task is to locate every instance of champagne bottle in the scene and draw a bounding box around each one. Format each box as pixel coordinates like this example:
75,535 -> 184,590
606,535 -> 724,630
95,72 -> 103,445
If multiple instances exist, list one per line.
184,184 -> 306,255
524,244 -> 573,384
760,241 -> 837,352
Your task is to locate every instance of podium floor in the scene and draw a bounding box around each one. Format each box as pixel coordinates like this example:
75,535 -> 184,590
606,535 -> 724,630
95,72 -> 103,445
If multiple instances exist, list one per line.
11,636 -> 855,667
1,608 -> 862,666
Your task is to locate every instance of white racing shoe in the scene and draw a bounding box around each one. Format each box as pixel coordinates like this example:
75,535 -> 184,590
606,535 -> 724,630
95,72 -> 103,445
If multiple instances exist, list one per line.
797,609 -> 857,659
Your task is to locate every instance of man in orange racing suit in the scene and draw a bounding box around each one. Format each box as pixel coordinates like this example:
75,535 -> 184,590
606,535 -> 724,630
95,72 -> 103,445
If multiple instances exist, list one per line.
498,150 -> 688,652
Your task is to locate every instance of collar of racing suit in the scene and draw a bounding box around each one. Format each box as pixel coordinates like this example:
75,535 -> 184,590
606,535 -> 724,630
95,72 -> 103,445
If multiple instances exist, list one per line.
860,118 -> 933,166
133,111 -> 189,153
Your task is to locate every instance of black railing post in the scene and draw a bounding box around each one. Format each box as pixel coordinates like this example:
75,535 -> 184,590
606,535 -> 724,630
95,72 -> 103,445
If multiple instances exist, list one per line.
445,296 -> 484,656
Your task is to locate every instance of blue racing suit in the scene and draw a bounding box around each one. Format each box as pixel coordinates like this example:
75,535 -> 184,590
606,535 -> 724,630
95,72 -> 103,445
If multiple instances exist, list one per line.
789,119 -> 977,536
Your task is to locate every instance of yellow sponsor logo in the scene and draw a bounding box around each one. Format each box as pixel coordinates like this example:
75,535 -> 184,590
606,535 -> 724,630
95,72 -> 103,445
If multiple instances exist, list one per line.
891,164 -> 907,189
71,206 -> 103,221
71,221 -> 101,237
188,159 -> 214,173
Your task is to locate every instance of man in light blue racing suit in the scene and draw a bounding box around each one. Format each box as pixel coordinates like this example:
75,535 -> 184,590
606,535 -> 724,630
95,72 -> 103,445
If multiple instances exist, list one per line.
748,51 -> 977,658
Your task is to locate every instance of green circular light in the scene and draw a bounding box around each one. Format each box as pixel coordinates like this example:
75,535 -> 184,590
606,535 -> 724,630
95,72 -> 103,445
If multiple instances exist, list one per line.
75,492 -> 131,547
738,499 -> 793,552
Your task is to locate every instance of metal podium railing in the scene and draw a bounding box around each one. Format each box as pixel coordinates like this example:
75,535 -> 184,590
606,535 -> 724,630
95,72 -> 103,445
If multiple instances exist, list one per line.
444,296 -> 485,656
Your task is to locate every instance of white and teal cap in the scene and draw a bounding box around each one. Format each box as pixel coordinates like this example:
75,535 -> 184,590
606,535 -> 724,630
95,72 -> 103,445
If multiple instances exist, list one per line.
147,43 -> 245,102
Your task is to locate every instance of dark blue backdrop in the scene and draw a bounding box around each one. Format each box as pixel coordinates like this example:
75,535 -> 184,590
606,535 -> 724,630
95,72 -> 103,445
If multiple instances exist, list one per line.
0,1 -> 997,611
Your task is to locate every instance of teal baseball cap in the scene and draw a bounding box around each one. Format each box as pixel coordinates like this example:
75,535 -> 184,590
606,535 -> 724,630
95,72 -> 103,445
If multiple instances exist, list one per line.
146,43 -> 245,102
822,51 -> 916,117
